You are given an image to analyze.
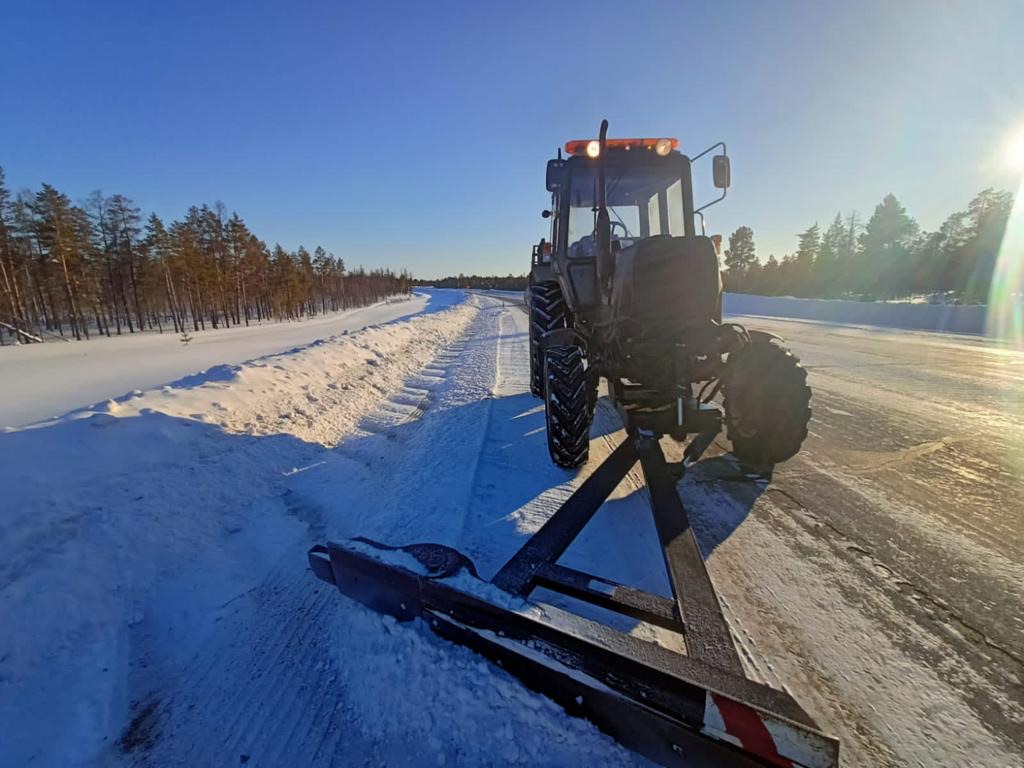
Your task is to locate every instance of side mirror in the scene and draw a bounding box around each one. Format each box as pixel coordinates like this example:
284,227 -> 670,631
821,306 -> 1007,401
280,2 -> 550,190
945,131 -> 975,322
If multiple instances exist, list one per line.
541,210 -> 551,219
546,159 -> 565,192
713,155 -> 731,189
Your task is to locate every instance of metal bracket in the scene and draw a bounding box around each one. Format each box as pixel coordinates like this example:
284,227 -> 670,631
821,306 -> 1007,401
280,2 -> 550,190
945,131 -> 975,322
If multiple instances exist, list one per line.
692,141 -> 729,216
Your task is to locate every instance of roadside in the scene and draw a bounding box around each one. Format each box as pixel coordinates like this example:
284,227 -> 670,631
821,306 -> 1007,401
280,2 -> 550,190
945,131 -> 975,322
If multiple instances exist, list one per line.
0,291 -> 461,429
723,291 -> 994,335
0,292 -> 478,767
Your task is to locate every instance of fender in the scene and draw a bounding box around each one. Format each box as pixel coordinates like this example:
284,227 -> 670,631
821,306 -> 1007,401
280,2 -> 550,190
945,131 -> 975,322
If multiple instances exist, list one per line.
747,329 -> 784,345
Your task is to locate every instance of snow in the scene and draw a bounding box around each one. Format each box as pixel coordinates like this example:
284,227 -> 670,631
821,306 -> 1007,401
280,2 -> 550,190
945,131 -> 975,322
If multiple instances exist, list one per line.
325,611 -> 638,767
3,286 -> 1020,767
0,292 -> 460,429
0,290 -> 643,768
723,292 -> 995,335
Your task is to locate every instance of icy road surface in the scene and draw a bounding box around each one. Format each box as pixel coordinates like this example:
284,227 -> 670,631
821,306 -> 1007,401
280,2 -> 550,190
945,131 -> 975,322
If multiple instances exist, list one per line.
707,313 -> 1024,765
2,292 -> 1021,766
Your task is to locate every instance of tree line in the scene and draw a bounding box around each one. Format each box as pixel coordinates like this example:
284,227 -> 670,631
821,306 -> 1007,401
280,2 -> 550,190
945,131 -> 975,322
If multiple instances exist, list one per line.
415,274 -> 528,291
721,188 -> 1015,303
0,168 -> 410,343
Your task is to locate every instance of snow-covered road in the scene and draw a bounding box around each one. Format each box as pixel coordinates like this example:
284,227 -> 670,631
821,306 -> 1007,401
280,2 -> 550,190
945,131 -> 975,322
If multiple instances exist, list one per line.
2,293 -> 1022,766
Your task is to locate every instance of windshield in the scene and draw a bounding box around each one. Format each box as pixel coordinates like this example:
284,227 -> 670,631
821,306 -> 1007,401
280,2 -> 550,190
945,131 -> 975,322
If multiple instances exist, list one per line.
565,162 -> 685,257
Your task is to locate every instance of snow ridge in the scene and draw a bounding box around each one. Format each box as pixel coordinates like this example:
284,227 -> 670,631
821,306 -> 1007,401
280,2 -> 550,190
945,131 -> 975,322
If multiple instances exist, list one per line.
0,293 -> 476,767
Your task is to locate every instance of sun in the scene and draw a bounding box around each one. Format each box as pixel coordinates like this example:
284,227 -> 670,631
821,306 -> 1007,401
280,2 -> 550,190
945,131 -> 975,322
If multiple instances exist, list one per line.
1006,126 -> 1024,171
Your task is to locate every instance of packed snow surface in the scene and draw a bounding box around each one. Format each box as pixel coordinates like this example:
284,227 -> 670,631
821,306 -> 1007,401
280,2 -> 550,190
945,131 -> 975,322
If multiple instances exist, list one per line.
0,290 -> 642,768
2,288 -> 1022,767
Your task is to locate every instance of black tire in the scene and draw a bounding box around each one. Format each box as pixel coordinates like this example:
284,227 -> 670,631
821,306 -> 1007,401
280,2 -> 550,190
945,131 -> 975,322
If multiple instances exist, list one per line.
722,336 -> 811,466
543,345 -> 591,468
529,281 -> 569,397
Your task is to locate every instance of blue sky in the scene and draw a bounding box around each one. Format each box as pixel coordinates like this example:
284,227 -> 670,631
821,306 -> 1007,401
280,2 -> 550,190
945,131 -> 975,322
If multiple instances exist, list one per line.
3,0 -> 1023,276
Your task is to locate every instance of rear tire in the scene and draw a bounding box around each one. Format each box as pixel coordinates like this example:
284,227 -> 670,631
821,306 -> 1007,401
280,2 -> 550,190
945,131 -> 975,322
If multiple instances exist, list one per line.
543,345 -> 591,468
529,282 -> 569,397
722,336 -> 811,466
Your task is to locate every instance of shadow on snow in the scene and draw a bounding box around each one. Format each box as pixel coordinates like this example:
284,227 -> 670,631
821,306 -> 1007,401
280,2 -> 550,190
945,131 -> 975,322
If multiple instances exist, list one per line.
0,367 -> 767,763
287,385 -> 767,624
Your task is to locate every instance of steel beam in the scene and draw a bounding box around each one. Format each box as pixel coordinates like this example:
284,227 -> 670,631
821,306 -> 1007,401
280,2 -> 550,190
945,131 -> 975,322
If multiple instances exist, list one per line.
492,437 -> 637,595
638,437 -> 744,675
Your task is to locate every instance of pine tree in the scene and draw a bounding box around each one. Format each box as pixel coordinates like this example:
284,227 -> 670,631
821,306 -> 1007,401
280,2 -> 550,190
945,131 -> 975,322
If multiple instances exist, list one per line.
723,226 -> 756,292
830,211 -> 862,297
792,223 -> 820,296
796,223 -> 820,264
0,167 -> 33,341
956,189 -> 1013,302
107,194 -> 144,331
761,254 -> 781,295
859,194 -> 919,298
30,185 -> 91,339
815,213 -> 844,296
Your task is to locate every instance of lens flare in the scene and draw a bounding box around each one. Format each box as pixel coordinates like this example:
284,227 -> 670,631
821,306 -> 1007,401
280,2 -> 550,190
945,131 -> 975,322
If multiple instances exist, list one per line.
986,178 -> 1024,475
1007,128 -> 1024,172
985,181 -> 1024,349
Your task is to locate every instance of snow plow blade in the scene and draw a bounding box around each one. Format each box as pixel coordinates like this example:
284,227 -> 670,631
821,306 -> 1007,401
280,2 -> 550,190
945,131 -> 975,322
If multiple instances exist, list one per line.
308,433 -> 838,767
310,539 -> 835,767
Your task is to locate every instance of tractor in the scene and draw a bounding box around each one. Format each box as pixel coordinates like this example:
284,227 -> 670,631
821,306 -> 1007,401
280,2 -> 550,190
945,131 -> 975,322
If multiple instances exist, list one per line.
529,120 -> 811,468
309,124 -> 837,767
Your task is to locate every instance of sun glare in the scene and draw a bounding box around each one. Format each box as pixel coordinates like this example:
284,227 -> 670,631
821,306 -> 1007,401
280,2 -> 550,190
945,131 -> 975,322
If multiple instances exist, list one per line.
1006,126 -> 1024,172
986,173 -> 1024,350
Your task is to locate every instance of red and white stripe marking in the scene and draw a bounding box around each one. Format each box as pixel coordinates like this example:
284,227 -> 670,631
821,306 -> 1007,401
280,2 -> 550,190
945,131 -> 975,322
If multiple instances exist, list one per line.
701,692 -> 835,768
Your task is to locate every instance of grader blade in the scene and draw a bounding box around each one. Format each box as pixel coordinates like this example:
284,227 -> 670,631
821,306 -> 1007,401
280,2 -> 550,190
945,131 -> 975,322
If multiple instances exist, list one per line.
309,431 -> 838,768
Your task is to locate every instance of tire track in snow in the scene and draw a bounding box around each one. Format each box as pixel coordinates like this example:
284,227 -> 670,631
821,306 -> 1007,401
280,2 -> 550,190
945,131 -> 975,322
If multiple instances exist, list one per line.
114,557 -> 344,767
291,295 -> 641,766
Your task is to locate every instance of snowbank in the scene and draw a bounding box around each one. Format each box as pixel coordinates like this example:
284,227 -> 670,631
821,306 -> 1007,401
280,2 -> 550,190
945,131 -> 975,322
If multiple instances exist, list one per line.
724,292 -> 991,335
0,292 -> 476,767
0,291 -> 464,429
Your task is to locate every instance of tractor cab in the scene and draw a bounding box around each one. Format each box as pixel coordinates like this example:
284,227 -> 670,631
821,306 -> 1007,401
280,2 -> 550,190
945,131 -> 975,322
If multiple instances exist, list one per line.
560,148 -> 691,257
541,134 -> 729,324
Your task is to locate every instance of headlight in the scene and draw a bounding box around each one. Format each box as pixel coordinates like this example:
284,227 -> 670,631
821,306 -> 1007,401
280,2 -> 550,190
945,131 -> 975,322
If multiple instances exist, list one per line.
585,140 -> 601,158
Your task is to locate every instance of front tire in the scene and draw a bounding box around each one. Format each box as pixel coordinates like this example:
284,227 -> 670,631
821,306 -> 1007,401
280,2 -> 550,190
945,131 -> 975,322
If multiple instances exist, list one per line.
529,282 -> 569,397
543,345 -> 591,468
722,336 -> 811,466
